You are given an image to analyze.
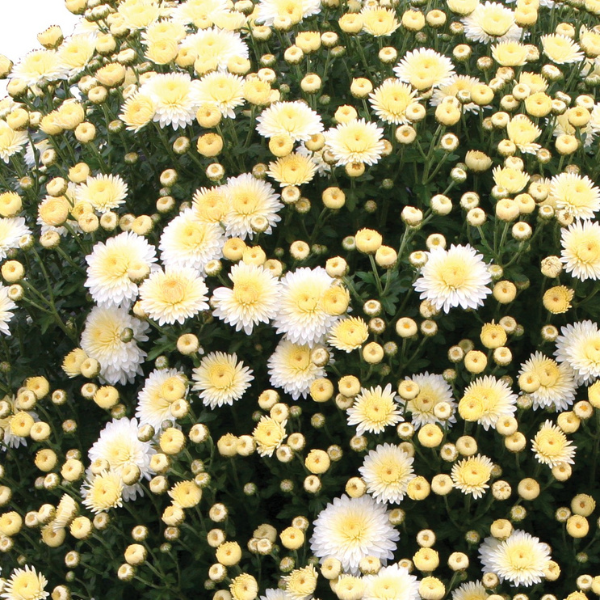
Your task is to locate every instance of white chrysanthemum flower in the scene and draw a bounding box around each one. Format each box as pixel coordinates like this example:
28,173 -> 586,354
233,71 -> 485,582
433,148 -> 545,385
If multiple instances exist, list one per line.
76,174 -> 128,213
519,352 -> 576,411
58,32 -> 97,77
10,49 -> 65,85
88,417 -> 155,501
192,352 -> 254,409
192,186 -> 230,224
260,589 -> 292,600
394,48 -> 455,91
268,338 -> 325,400
117,0 -> 160,29
414,245 -> 492,313
561,220 -> 600,281
369,79 -> 417,125
192,71 -> 245,118
310,494 -> 399,575
255,0 -> 321,25
555,320 -> 600,385
506,114 -> 541,154
267,153 -> 317,187
451,454 -> 494,499
328,316 -> 369,353
0,121 -> 28,163
224,173 -> 283,239
478,530 -> 551,587
430,75 -> 481,113
347,384 -> 403,435
462,2 -> 522,43
402,372 -> 456,429
180,28 -> 249,71
141,20 -> 187,46
362,564 -> 419,600
451,581 -> 488,600
532,419 -> 576,467
0,398 -> 37,449
0,286 -> 16,336
0,217 -> 30,262
359,443 -> 415,504
136,368 -> 188,430
172,0 -> 229,26
550,172 -> 600,220
459,375 -> 518,430
81,470 -> 124,514
212,262 -> 280,334
1,565 -> 49,600
325,118 -> 385,166
141,73 -> 198,130
274,267 -> 338,346
80,306 -> 149,385
256,101 -> 323,142
541,34 -> 584,64
85,232 -> 157,308
159,208 -> 224,273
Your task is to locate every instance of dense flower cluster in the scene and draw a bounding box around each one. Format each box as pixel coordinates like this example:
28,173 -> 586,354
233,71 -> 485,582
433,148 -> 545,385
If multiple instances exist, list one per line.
0,0 -> 600,599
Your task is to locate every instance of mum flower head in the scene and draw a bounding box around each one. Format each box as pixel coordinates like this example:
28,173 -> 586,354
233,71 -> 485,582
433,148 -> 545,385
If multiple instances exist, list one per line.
0,217 -> 30,261
256,101 -> 323,142
451,454 -> 494,499
328,316 -> 369,352
394,48 -> 455,90
541,34 -> 584,64
550,172 -> 600,220
141,73 -> 199,130
462,2 -> 522,43
0,121 -> 28,163
347,384 -> 403,435
555,320 -> 600,385
1,565 -> 49,600
369,79 -> 417,124
362,564 -> 419,600
402,372 -> 456,429
478,530 -> 552,587
267,153 -> 317,187
192,71 -> 245,119
414,244 -> 492,313
81,470 -> 124,514
325,118 -> 385,166
255,0 -> 321,26
310,494 -> 399,574
458,375 -> 517,430
76,174 -> 128,213
561,219 -> 600,281
136,368 -> 188,430
0,286 -> 16,336
532,419 -> 576,467
192,351 -> 254,409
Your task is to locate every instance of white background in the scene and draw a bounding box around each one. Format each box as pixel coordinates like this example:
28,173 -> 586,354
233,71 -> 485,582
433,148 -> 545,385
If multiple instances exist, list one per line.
0,0 -> 79,95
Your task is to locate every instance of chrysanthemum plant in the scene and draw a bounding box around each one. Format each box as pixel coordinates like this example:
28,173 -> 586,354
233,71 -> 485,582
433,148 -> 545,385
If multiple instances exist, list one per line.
1,0 -> 600,598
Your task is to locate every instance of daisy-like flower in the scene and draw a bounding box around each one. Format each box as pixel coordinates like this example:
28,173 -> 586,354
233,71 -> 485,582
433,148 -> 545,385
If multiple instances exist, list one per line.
58,33 -> 96,77
555,320 -> 600,384
458,375 -> 517,430
359,443 -> 415,504
451,454 -> 494,499
172,0 -> 229,27
259,591 -> 291,600
192,72 -> 245,119
0,398 -> 36,450
347,384 -> 403,435
224,173 -> 283,239
212,262 -> 280,334
561,220 -> 600,280
478,530 -> 551,587
0,286 -> 16,336
136,368 -> 188,430
85,232 -> 157,308
192,352 -> 254,409
506,114 -> 541,154
274,267 -> 339,346
361,7 -> 400,36
362,564 -> 419,600
414,245 -> 492,313
541,34 -> 584,64
462,2 -> 522,43
256,101 -> 323,142
255,0 -> 321,26
139,266 -> 209,326
267,153 -> 317,187
0,121 -> 28,163
169,480 -> 202,509
550,173 -> 600,220
119,92 -> 157,133
532,419 -> 576,467
192,186 -> 230,224
159,208 -> 224,273
310,494 -> 399,574
81,470 -> 124,514
80,306 -> 149,385
181,28 -> 249,71
141,73 -> 198,130
1,565 -> 49,600
328,316 -> 369,352
283,565 -> 318,600
88,417 -> 155,500
451,581 -> 488,600
0,217 -> 30,261
10,49 -> 64,85
519,352 -> 576,411
430,75 -> 481,113
268,338 -> 325,400
253,416 -> 287,456
493,166 -> 530,193
403,372 -> 456,429
325,118 -> 385,166
492,41 -> 529,67
369,79 -> 417,124
117,0 -> 160,30
76,174 -> 128,214
394,48 -> 455,91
